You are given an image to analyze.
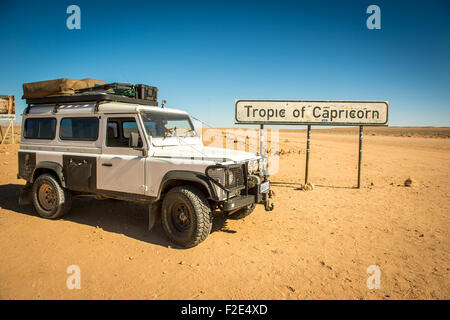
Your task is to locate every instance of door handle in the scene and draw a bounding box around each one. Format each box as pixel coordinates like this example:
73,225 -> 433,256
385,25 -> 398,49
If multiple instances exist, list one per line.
102,163 -> 113,167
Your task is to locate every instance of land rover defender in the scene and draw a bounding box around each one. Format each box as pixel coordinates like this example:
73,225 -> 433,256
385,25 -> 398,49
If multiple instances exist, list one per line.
18,89 -> 274,247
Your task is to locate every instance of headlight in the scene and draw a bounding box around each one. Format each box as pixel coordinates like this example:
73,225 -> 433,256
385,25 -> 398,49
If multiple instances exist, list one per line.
207,167 -> 225,185
206,165 -> 244,200
206,167 -> 226,200
257,159 -> 263,171
207,167 -> 235,187
227,170 -> 234,186
260,157 -> 268,170
248,160 -> 258,173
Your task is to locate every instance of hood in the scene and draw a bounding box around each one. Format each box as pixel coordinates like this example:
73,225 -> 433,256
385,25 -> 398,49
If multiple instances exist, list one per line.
150,144 -> 260,163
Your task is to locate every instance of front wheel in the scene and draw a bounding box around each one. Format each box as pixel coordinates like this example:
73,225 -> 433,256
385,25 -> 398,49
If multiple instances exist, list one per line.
161,186 -> 212,248
32,173 -> 72,219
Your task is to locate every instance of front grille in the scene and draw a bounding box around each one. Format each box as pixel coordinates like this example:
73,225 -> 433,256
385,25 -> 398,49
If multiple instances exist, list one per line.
228,165 -> 245,189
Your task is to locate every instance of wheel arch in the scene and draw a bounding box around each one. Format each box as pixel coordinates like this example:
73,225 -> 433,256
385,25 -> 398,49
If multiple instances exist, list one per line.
32,161 -> 66,187
158,170 -> 218,202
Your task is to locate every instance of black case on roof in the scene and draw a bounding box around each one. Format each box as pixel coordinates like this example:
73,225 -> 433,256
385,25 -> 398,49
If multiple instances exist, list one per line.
134,84 -> 158,101
76,83 -> 158,102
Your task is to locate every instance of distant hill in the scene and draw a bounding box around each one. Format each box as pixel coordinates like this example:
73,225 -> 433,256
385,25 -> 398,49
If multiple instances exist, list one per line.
279,126 -> 450,138
214,126 -> 450,139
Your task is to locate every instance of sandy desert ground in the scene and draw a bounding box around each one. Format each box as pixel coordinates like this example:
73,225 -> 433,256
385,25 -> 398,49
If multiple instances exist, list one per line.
0,127 -> 449,299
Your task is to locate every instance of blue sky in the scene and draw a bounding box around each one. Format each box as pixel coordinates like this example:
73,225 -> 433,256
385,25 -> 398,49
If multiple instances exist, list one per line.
0,0 -> 449,127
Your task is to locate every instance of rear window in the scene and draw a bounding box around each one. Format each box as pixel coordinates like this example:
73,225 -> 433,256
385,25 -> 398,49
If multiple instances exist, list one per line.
60,117 -> 99,141
24,118 -> 56,139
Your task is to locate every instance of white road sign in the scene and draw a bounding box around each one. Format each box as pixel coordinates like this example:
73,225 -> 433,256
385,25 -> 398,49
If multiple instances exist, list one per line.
235,100 -> 388,126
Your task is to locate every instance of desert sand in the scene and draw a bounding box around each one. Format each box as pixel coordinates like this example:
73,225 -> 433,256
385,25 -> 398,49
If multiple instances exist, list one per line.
0,128 -> 449,299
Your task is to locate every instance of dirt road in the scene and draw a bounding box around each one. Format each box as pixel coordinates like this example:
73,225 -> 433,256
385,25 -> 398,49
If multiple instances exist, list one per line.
0,130 -> 449,299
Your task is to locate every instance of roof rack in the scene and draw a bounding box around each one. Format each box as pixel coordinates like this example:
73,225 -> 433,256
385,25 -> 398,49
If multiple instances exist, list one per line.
25,92 -> 159,114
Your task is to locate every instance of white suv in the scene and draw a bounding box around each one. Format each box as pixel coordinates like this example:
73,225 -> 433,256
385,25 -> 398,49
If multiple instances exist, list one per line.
18,94 -> 273,247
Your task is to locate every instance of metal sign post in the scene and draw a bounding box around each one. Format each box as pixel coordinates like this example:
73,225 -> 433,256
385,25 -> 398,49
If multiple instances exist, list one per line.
235,100 -> 388,189
357,126 -> 363,189
305,125 -> 311,184
259,124 -> 264,156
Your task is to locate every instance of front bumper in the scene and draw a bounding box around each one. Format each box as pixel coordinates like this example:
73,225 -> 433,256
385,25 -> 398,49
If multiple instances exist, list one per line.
222,195 -> 255,211
205,164 -> 274,212
222,189 -> 274,212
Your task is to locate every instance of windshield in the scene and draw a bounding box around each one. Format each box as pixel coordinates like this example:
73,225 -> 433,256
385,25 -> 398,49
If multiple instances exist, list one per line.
139,111 -> 197,138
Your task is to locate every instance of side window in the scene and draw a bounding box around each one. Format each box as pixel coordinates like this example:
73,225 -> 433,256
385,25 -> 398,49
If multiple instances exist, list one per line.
60,117 -> 99,141
106,118 -> 142,148
24,118 -> 56,139
106,121 -> 120,147
122,121 -> 139,138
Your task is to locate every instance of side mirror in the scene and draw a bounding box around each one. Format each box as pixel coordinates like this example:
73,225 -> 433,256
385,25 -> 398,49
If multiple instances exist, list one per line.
129,131 -> 140,148
129,132 -> 148,157
134,147 -> 148,157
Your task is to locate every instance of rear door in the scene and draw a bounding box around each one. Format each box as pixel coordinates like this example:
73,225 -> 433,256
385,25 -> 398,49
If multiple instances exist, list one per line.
97,115 -> 146,195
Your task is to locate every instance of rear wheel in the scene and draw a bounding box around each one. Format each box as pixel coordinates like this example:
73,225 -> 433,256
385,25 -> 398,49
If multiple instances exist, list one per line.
161,186 -> 212,248
32,173 -> 72,219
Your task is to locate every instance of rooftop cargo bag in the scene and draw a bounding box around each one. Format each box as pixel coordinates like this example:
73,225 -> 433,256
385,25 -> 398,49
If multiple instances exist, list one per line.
22,78 -> 106,99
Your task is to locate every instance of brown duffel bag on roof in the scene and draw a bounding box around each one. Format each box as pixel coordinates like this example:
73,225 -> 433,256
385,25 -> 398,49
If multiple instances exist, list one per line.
22,78 -> 106,99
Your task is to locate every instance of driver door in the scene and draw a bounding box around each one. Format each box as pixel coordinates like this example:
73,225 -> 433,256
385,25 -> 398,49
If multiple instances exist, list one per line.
97,115 -> 147,195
